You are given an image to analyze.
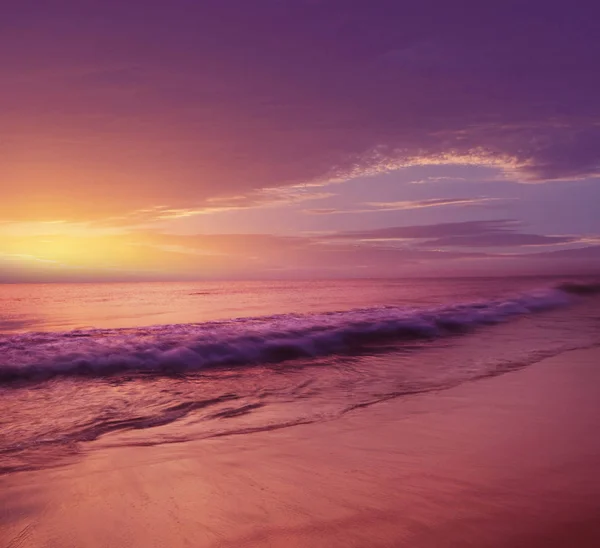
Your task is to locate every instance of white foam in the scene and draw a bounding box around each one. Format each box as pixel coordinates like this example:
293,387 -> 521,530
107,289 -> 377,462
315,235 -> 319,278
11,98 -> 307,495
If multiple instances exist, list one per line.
0,286 -> 576,381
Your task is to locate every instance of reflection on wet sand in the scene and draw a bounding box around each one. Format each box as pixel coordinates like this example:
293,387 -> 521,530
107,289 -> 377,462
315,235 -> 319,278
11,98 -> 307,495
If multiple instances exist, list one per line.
2,347 -> 600,547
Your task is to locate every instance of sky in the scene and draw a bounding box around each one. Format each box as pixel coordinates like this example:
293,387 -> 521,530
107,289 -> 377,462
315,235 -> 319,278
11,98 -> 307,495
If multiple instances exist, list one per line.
1,0 -> 600,281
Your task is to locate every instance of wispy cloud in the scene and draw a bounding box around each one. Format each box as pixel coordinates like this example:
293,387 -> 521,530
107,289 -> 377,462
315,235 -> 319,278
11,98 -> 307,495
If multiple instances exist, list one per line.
87,186 -> 337,226
321,220 -> 592,257
2,3 -> 600,222
408,176 -> 467,184
304,197 -> 505,215
157,187 -> 335,219
365,197 -> 505,211
1,220 -> 598,282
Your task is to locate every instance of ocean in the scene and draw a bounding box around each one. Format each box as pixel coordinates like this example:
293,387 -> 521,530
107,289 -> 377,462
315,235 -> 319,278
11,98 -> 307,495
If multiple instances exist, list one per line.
1,276 -> 599,475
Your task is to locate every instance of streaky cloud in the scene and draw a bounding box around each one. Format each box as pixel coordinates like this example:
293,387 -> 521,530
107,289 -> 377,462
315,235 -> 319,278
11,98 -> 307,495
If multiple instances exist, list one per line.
2,1 -> 600,220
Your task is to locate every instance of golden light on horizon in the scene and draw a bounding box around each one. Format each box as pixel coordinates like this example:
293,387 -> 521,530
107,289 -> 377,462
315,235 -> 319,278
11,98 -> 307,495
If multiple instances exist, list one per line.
0,234 -> 152,270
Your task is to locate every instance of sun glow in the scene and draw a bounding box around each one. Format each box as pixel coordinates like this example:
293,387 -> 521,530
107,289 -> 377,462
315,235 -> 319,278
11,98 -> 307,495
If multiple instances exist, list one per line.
0,229 -> 248,281
0,234 -> 151,270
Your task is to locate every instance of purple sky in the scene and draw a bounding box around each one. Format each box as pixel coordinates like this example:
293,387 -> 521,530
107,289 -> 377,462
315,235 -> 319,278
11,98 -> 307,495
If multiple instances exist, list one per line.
1,1 -> 600,280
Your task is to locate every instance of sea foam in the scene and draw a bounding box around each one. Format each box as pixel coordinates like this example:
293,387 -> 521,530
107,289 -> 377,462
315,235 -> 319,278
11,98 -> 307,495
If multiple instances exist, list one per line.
0,283 -> 593,382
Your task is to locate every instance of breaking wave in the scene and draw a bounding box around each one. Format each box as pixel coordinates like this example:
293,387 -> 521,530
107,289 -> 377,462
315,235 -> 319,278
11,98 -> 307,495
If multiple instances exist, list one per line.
0,283 -> 594,382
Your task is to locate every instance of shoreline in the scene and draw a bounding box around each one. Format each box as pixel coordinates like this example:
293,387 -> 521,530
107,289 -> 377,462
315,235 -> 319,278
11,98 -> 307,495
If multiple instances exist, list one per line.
2,346 -> 600,547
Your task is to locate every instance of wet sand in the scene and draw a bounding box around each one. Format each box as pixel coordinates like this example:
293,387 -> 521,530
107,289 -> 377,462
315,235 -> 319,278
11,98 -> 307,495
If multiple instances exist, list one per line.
2,346 -> 600,548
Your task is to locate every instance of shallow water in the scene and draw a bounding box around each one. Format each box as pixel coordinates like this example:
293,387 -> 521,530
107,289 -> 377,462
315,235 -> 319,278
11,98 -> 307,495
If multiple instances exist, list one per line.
1,276 -> 599,475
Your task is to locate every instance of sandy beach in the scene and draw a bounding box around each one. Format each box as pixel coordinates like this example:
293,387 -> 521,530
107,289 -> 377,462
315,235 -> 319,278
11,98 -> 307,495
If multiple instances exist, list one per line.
2,345 -> 599,548
3,0 -> 600,545
3,0 -> 599,544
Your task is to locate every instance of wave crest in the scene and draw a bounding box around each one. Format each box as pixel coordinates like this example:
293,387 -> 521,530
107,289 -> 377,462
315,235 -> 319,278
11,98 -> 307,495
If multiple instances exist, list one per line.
0,283 -> 592,382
